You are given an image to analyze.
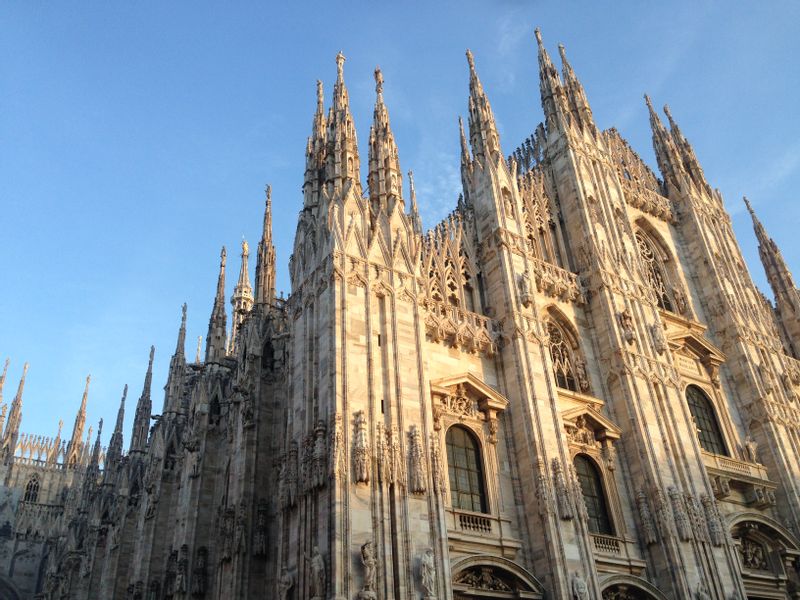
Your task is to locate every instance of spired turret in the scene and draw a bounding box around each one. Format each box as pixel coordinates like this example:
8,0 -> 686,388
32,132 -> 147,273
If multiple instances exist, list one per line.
465,49 -> 501,164
1,362 -> 27,463
205,247 -> 228,363
746,197 -> 800,357
65,375 -> 91,466
255,185 -> 276,305
367,67 -> 403,219
129,346 -> 154,454
325,51 -> 362,197
230,239 -> 254,351
105,384 -> 127,474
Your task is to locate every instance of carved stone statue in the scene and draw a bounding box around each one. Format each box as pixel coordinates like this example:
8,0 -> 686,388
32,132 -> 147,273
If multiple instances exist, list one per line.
357,541 -> 377,599
743,434 -> 759,463
695,582 -> 711,600
234,501 -> 247,555
191,547 -> 208,597
176,544 -> 188,593
420,548 -> 436,599
277,567 -> 294,600
253,503 -> 267,557
353,411 -> 370,484
313,420 -> 327,488
518,272 -> 533,307
552,459 -> 573,520
309,545 -> 326,600
571,572 -> 589,600
408,425 -> 427,494
619,309 -> 635,344
636,489 -> 658,545
330,414 -> 345,482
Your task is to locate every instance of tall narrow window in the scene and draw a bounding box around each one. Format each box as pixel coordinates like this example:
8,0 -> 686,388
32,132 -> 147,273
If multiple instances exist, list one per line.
636,231 -> 673,311
686,385 -> 728,456
574,454 -> 612,535
24,475 -> 39,503
547,321 -> 577,391
446,426 -> 487,513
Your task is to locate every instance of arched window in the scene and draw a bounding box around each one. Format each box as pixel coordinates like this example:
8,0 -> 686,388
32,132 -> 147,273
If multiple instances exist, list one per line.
635,231 -> 673,312
686,386 -> 728,456
24,475 -> 39,503
446,426 -> 487,513
574,454 -> 612,535
547,321 -> 577,391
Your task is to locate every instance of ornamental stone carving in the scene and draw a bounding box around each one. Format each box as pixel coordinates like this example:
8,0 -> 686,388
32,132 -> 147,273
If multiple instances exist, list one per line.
309,545 -> 326,600
739,537 -> 769,570
408,425 -> 427,494
701,495 -> 724,547
312,420 -> 327,489
454,566 -> 511,591
668,486 -> 692,542
552,459 -> 573,520
191,547 -> 207,597
571,572 -> 589,600
253,502 -> 267,557
330,414 -> 345,482
357,541 -> 377,599
353,411 -> 370,484
277,568 -> 294,600
619,309 -> 635,345
636,489 -> 658,545
430,434 -> 446,497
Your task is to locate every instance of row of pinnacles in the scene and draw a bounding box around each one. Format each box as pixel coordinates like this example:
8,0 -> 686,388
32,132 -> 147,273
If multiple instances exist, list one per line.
0,25 -> 798,600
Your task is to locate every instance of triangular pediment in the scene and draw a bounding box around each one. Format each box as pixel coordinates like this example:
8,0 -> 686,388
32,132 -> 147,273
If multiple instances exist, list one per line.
667,329 -> 725,366
561,406 -> 621,440
430,372 -> 508,413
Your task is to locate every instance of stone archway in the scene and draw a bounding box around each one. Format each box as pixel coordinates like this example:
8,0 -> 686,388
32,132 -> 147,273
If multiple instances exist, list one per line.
600,574 -> 670,600
451,555 -> 544,599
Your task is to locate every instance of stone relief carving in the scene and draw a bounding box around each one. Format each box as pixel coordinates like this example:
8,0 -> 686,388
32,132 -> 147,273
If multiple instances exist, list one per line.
408,425 -> 427,494
668,486 -> 692,542
353,411 -> 371,484
636,489 -> 658,545
454,566 -> 511,591
566,416 -> 597,447
420,548 -> 436,599
552,459 -> 573,520
739,537 -> 769,570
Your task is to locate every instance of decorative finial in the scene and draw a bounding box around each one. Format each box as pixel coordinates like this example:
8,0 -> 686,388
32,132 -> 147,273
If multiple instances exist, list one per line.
57,419 -> 63,436
466,49 -> 475,71
196,336 -> 202,362
374,66 -> 383,95
743,196 -> 755,215
242,238 -> 249,256
148,345 -> 155,366
316,79 -> 323,108
181,302 -> 187,324
265,184 -> 272,206
534,28 -> 543,46
220,246 -> 227,266
97,418 -> 103,436
644,94 -> 654,111
335,51 -> 345,79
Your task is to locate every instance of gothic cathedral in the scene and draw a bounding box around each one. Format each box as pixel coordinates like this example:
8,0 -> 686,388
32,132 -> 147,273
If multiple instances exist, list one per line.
2,29 -> 800,600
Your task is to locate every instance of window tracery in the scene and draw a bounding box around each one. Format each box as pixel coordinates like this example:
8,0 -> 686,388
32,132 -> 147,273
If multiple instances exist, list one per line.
546,320 -> 589,393
635,231 -> 673,311
24,475 -> 40,503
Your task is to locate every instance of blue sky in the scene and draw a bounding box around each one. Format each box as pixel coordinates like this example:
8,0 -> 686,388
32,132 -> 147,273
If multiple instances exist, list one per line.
2,2 -> 799,447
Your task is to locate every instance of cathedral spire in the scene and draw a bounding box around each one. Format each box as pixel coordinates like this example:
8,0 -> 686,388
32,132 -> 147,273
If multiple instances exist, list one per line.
205,247 -> 228,363
535,28 -> 570,135
557,42 -> 595,132
407,170 -> 423,236
465,49 -> 501,163
255,185 -> 277,305
1,362 -> 27,461
230,239 -> 254,352
645,94 -> 684,187
745,197 -> 800,356
130,346 -> 154,454
326,51 -> 361,194
459,116 -> 473,204
304,81 -> 328,208
106,384 -> 126,472
66,375 -> 90,466
662,103 -> 709,191
164,304 -> 187,414
368,66 -> 403,216
0,358 -> 8,406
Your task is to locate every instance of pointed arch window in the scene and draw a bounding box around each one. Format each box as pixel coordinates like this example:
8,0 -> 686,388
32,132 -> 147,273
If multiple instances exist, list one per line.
24,475 -> 39,503
686,385 -> 728,456
446,426 -> 487,513
574,454 -> 612,535
547,321 -> 577,392
635,231 -> 673,311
